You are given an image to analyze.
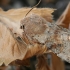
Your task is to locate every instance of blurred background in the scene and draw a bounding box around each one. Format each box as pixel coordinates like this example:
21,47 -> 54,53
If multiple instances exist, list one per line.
0,0 -> 70,70
0,0 -> 70,20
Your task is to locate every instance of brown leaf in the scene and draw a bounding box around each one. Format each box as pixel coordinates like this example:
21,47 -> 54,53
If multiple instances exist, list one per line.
0,8 -> 54,22
56,3 -> 70,29
50,53 -> 65,70
0,22 -> 27,66
0,66 -> 7,70
15,59 -> 30,67
24,44 -> 47,59
36,55 -> 50,70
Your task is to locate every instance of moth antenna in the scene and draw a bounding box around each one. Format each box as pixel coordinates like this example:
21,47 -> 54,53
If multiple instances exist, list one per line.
25,0 -> 41,17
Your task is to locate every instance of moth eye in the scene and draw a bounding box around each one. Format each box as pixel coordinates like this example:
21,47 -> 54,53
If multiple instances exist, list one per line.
20,25 -> 25,29
22,25 -> 25,29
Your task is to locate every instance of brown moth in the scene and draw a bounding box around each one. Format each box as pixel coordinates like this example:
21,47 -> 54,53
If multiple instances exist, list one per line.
20,13 -> 70,63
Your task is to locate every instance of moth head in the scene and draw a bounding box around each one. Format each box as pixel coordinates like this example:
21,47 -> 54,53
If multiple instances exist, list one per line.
20,14 -> 47,36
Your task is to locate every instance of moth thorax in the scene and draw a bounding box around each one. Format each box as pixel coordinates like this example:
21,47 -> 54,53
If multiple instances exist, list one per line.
21,14 -> 48,35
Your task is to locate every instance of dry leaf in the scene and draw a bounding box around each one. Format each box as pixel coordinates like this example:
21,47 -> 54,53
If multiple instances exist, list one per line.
0,66 -> 7,70
14,59 -> 30,67
36,55 -> 50,70
56,3 -> 70,29
24,44 -> 47,59
50,53 -> 65,70
0,8 -> 54,22
0,22 -> 27,66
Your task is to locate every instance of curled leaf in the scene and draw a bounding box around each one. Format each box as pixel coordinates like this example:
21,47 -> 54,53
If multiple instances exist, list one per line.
56,3 -> 70,29
0,8 -> 54,22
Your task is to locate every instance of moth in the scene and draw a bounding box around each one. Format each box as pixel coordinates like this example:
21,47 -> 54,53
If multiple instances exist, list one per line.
20,2 -> 70,63
0,2 -> 70,67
